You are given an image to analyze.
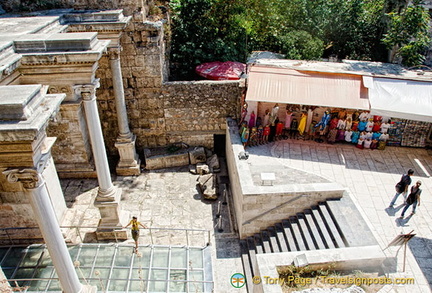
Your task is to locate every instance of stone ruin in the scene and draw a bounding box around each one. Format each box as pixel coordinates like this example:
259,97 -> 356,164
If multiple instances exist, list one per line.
143,144 -> 221,200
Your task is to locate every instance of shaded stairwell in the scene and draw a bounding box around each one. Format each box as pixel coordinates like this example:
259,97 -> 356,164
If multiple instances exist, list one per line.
240,194 -> 379,292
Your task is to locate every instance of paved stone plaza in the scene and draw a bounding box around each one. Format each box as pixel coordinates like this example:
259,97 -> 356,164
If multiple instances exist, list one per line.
61,139 -> 432,293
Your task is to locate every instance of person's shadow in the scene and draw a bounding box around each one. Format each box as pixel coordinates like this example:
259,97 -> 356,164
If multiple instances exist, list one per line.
395,213 -> 414,227
385,203 -> 405,216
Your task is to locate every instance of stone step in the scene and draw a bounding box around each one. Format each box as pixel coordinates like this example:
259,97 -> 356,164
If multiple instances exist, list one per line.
240,240 -> 254,293
325,195 -> 378,247
267,227 -> 281,253
317,203 -> 346,248
246,237 -> 258,276
254,234 -> 264,254
260,230 -> 272,253
304,210 -> 326,250
281,220 -> 298,251
296,214 -> 316,250
289,218 -> 308,251
311,206 -> 336,249
274,223 -> 289,252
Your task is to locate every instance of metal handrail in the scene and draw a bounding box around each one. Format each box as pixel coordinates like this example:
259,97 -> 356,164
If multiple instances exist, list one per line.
0,225 -> 211,247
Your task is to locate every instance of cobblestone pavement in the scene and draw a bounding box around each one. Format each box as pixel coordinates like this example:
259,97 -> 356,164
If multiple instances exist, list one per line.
61,138 -> 432,293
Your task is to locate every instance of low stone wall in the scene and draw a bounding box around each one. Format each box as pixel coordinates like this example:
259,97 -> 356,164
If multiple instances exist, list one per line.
256,246 -> 386,293
225,118 -> 345,238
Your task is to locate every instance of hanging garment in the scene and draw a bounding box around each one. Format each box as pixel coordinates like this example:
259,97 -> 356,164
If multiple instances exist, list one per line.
328,128 -> 338,143
249,111 -> 256,128
263,112 -> 270,126
305,109 -> 313,133
241,127 -> 249,144
315,112 -> 331,131
285,112 -> 293,129
276,122 -> 284,136
298,113 -> 307,135
351,131 -> 360,144
336,129 -> 345,141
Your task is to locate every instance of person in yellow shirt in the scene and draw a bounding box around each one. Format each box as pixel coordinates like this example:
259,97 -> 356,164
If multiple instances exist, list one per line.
125,216 -> 147,252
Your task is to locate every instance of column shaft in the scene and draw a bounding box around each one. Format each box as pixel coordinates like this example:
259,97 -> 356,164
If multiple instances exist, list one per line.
110,52 -> 131,138
81,91 -> 115,198
28,178 -> 82,293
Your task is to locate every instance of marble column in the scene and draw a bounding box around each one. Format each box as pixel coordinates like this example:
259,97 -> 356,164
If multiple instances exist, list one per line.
3,169 -> 83,293
109,48 -> 140,176
75,81 -> 121,202
75,82 -> 125,233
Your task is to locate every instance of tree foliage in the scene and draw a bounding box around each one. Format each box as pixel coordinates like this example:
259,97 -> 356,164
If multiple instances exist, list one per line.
382,0 -> 431,67
169,0 -> 432,80
169,0 -> 247,80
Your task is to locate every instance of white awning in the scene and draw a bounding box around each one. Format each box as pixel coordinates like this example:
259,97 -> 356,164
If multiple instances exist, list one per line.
364,76 -> 432,122
246,65 -> 370,109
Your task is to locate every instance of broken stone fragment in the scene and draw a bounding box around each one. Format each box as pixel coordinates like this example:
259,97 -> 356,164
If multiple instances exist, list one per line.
206,154 -> 220,172
196,163 -> 209,175
189,147 -> 207,164
196,174 -> 217,200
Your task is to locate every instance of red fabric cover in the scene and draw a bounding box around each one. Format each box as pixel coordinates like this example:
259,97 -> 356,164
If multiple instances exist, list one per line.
195,61 -> 246,80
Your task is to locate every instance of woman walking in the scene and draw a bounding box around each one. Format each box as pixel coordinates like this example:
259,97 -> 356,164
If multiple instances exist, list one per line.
399,181 -> 422,219
125,216 -> 147,252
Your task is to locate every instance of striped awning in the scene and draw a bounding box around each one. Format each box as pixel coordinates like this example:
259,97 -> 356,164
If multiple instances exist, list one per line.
246,65 -> 370,110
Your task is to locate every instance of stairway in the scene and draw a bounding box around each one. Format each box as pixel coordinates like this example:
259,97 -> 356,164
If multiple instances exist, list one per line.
240,200 -> 354,293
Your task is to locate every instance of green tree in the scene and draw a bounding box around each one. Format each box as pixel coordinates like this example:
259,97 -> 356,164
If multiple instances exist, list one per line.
169,0 -> 247,80
279,30 -> 324,60
323,0 -> 387,61
382,0 -> 431,66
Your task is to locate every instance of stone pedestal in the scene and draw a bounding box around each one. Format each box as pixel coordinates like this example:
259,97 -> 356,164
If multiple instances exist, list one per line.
115,135 -> 141,175
94,186 -> 129,241
94,187 -> 122,226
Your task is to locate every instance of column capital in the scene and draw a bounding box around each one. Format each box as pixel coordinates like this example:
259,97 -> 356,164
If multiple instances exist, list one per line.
73,79 -> 100,101
3,168 -> 41,190
108,47 -> 122,60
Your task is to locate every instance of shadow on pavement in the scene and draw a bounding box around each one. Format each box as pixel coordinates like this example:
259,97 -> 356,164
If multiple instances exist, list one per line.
408,236 -> 432,290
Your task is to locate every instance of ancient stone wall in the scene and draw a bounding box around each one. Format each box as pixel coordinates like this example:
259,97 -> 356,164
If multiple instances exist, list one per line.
94,13 -> 242,154
160,81 -> 242,149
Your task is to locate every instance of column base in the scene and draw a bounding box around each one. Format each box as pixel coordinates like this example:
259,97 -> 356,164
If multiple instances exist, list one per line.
95,185 -> 122,202
94,188 -> 122,224
95,210 -> 130,241
115,135 -> 141,176
116,161 -> 141,176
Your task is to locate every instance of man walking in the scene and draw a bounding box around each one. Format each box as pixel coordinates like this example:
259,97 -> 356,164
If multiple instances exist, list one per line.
389,169 -> 414,207
125,216 -> 147,252
399,180 -> 422,218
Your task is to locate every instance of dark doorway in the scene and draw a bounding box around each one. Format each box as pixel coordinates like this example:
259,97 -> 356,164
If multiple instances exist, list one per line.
214,134 -> 226,157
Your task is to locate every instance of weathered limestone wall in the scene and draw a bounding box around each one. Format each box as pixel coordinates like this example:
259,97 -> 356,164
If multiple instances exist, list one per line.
0,169 -> 33,227
95,19 -> 168,154
97,33 -> 242,153
160,81 -> 242,149
47,102 -> 95,176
